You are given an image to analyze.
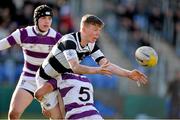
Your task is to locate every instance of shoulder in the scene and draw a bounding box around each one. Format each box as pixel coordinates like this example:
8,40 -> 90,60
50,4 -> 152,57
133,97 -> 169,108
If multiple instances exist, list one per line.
18,26 -> 33,35
19,26 -> 33,31
49,27 -> 57,33
11,26 -> 30,37
58,33 -> 77,49
61,32 -> 77,43
48,28 -> 62,39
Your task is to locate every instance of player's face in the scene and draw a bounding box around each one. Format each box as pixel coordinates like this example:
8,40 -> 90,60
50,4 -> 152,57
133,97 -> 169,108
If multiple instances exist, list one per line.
38,16 -> 52,32
85,24 -> 102,43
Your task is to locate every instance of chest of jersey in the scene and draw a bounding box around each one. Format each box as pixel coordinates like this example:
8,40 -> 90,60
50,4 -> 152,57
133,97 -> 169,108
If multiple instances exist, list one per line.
21,36 -> 56,53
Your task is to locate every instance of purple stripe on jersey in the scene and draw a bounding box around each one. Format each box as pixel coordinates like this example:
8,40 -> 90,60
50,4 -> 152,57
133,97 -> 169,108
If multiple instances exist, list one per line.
19,27 -> 58,45
68,110 -> 100,119
19,28 -> 28,43
59,86 -> 73,98
24,49 -> 49,58
23,72 -> 36,77
25,61 -> 40,72
22,36 -> 57,45
7,36 -> 17,46
65,102 -> 94,112
62,74 -> 91,83
47,79 -> 57,90
56,32 -> 62,40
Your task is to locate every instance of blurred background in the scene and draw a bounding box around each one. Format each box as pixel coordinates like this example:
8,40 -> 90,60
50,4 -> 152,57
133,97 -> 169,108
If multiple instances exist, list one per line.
0,0 -> 179,119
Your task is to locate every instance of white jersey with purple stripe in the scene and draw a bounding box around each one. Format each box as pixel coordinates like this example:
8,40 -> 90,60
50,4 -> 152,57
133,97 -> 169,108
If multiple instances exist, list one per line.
58,73 -> 103,119
0,26 -> 61,92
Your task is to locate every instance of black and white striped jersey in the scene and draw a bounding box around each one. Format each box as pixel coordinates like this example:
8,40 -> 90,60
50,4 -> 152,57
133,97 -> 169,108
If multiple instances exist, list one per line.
39,32 -> 105,80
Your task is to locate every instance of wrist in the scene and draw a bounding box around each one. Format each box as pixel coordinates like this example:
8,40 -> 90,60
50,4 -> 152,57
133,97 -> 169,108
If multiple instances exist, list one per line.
94,67 -> 99,74
126,71 -> 131,79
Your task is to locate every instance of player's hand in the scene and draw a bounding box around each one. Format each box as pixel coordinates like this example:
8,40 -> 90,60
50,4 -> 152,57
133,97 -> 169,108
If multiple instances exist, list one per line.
97,60 -> 112,76
34,82 -> 54,102
128,69 -> 148,85
41,106 -> 51,118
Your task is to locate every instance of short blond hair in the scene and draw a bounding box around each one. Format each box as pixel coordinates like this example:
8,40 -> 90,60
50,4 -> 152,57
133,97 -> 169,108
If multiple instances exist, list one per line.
80,14 -> 104,29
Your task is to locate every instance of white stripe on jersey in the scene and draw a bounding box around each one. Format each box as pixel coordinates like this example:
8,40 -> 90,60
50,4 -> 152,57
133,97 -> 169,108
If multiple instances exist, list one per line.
60,78 -> 93,90
51,44 -> 60,55
22,67 -> 36,75
43,64 -> 59,78
91,49 -> 104,60
60,34 -> 76,44
25,26 -> 35,37
54,52 -> 71,68
24,53 -> 45,65
63,50 -> 78,61
22,44 -> 53,53
47,28 -> 57,38
51,44 -> 71,68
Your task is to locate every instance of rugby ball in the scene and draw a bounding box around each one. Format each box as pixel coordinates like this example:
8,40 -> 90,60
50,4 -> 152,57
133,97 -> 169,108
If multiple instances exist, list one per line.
135,46 -> 158,67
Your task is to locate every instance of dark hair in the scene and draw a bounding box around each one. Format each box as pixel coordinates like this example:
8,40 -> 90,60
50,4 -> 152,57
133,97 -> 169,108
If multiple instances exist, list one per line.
81,14 -> 104,28
33,5 -> 53,25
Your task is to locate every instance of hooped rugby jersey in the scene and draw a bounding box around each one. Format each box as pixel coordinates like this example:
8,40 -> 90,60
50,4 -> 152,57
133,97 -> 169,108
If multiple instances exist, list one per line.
0,26 -> 61,78
59,73 -> 102,119
39,32 -> 105,80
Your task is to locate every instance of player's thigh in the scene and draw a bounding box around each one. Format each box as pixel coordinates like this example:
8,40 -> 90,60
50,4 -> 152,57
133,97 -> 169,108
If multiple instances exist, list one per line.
9,88 -> 34,112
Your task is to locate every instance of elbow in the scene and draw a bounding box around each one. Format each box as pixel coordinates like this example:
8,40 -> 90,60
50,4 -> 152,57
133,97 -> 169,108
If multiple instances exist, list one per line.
71,66 -> 79,74
71,64 -> 81,74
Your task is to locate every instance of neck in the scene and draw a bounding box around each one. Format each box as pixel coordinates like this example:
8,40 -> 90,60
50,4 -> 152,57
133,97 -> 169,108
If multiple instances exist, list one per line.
34,26 -> 48,35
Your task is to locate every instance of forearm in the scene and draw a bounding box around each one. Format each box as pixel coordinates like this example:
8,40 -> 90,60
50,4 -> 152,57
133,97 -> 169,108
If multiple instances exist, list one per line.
107,63 -> 131,78
99,59 -> 148,84
0,38 -> 11,50
71,64 -> 99,74
107,63 -> 148,84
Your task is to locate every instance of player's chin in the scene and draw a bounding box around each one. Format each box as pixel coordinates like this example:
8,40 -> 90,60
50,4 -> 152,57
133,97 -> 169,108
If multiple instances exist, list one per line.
42,26 -> 50,31
90,39 -> 97,43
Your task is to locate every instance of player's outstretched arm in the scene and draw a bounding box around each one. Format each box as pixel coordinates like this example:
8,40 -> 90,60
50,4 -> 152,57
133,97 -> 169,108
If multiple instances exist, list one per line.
99,58 -> 148,85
